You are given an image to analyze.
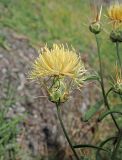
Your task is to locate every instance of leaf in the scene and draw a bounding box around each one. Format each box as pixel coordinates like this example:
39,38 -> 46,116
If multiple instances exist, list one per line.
82,100 -> 103,122
84,75 -> 100,82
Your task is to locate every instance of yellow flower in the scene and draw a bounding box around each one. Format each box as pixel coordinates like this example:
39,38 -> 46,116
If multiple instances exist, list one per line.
108,2 -> 122,29
30,44 -> 85,82
30,44 -> 86,103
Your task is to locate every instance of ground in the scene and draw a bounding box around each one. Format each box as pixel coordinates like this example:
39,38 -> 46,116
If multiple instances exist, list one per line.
0,28 -> 100,159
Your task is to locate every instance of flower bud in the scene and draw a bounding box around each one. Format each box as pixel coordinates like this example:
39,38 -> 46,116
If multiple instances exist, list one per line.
48,79 -> 69,103
113,82 -> 122,95
89,22 -> 102,34
112,64 -> 122,95
110,30 -> 122,43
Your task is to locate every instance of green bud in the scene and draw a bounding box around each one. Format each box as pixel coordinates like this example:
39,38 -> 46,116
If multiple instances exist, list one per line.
113,83 -> 122,95
48,79 -> 69,103
89,22 -> 102,34
110,30 -> 122,43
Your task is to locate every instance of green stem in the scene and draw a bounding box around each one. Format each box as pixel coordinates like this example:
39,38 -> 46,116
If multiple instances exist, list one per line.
99,136 -> 117,148
95,35 -> 120,132
96,136 -> 117,159
56,103 -> 80,160
111,133 -> 122,160
98,110 -> 122,122
73,144 -> 109,153
115,42 -> 122,102
116,42 -> 122,72
106,88 -> 113,98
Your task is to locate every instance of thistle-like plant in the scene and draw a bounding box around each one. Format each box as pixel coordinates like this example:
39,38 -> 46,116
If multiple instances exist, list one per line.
30,2 -> 122,160
30,44 -> 86,160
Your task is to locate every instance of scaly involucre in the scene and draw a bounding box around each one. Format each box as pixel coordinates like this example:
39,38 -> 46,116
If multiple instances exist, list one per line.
115,65 -> 122,85
30,44 -> 86,82
108,2 -> 122,28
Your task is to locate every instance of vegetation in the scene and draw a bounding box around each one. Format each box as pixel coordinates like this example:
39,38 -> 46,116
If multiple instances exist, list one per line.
0,0 -> 121,70
0,0 -> 122,159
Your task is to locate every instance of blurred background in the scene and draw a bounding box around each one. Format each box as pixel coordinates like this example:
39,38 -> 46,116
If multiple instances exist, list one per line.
0,0 -> 122,159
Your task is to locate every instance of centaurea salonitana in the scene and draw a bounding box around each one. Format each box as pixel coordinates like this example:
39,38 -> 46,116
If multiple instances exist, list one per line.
29,44 -> 86,160
30,44 -> 86,103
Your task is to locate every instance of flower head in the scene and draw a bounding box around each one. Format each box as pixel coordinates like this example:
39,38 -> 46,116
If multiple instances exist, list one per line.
108,2 -> 122,29
30,44 -> 86,103
30,44 -> 85,82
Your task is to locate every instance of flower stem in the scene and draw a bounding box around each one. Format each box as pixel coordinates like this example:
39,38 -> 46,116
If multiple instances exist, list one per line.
116,42 -> 122,72
96,136 -> 117,159
95,35 -> 120,132
56,103 -> 80,160
111,133 -> 122,160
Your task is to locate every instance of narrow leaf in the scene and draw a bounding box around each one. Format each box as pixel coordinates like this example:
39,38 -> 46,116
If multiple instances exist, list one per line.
82,100 -> 103,122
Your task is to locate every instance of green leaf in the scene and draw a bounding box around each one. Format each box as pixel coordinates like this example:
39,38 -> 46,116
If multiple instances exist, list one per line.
84,75 -> 100,82
82,100 -> 103,122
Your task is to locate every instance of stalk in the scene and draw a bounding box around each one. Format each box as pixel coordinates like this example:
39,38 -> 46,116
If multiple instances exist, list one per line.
96,136 -> 117,159
95,35 -> 120,132
111,133 -> 122,160
56,103 -> 80,160
116,42 -> 122,72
